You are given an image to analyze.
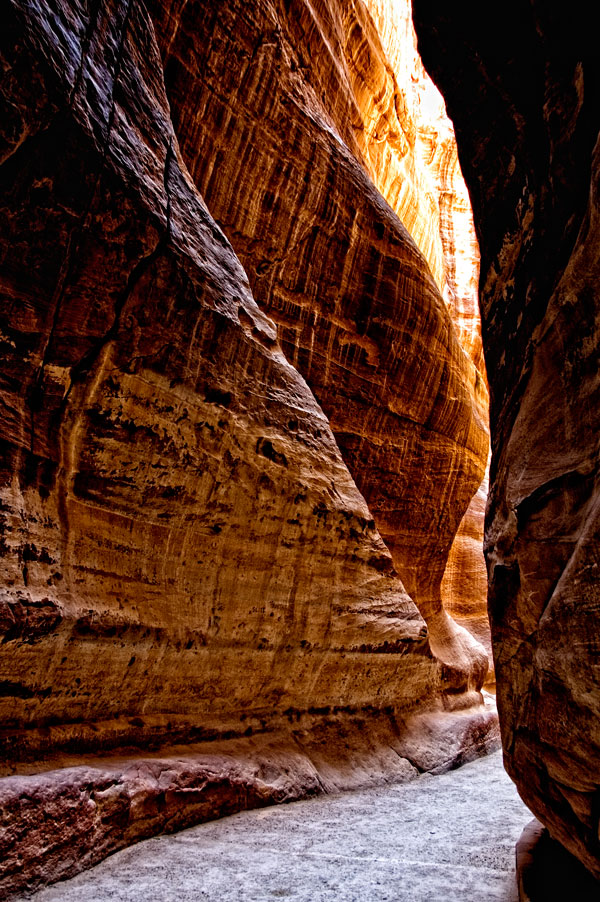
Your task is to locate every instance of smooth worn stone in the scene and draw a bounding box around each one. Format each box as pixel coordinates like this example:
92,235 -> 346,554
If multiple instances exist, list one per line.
414,0 -> 600,880
442,465 -> 494,686
20,751 -> 532,902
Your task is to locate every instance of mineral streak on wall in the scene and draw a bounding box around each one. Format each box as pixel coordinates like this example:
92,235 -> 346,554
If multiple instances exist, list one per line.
414,0 -> 600,880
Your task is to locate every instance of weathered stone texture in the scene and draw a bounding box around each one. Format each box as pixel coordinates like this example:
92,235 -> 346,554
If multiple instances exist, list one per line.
0,0 -> 444,764
148,0 -> 489,685
363,0 -> 484,375
0,0 -> 495,892
359,0 -> 489,669
414,0 -> 600,878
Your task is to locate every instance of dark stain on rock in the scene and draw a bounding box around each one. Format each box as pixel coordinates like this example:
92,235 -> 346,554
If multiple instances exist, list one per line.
256,437 -> 288,467
205,386 -> 232,407
0,594 -> 63,643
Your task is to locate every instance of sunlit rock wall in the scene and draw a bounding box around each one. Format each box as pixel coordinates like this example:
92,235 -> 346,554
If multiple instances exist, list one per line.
149,0 -> 489,688
362,0 -> 484,374
0,0 -> 445,770
360,0 -> 490,671
414,0 -> 600,879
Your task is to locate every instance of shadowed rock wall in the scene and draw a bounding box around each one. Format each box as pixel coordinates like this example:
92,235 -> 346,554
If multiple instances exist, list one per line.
414,0 -> 600,879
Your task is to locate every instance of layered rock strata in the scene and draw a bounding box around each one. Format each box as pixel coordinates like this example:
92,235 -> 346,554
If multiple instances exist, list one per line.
148,0 -> 490,685
0,0 -> 495,892
414,0 -> 600,879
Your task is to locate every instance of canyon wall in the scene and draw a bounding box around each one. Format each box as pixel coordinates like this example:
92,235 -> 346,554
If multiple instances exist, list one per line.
362,0 -> 484,375
0,0 -> 494,893
414,0 -> 600,879
342,0 -> 490,662
148,0 -> 489,683
0,0 -> 442,761
441,465 -> 493,685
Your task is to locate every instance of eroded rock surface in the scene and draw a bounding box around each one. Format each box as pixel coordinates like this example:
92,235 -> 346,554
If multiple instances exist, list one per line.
148,0 -> 489,684
0,0 -> 441,764
0,0 -> 495,893
0,707 -> 500,896
414,0 -> 600,879
363,0 -> 484,375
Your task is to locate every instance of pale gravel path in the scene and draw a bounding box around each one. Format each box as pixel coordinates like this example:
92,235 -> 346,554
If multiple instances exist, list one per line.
27,750 -> 532,902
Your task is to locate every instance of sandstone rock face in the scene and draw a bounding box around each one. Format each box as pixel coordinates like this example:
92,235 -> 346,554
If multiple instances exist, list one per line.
363,0 -> 484,375
0,0 -> 439,768
441,465 -> 493,685
149,0 -> 489,686
414,0 -> 600,878
0,0 -> 496,892
348,5 -> 491,658
357,0 -> 489,671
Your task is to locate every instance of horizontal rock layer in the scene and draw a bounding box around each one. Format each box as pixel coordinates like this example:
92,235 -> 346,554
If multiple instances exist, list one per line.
414,0 -> 600,879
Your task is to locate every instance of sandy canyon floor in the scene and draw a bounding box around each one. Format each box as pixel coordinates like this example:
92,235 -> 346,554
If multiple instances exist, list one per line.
22,751 -> 532,902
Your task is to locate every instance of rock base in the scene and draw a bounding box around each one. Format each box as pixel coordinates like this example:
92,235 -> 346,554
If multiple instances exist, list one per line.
516,819 -> 600,902
0,703 -> 499,898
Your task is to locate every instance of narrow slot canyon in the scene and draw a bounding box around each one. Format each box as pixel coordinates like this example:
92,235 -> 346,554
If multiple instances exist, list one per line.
0,0 -> 598,899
